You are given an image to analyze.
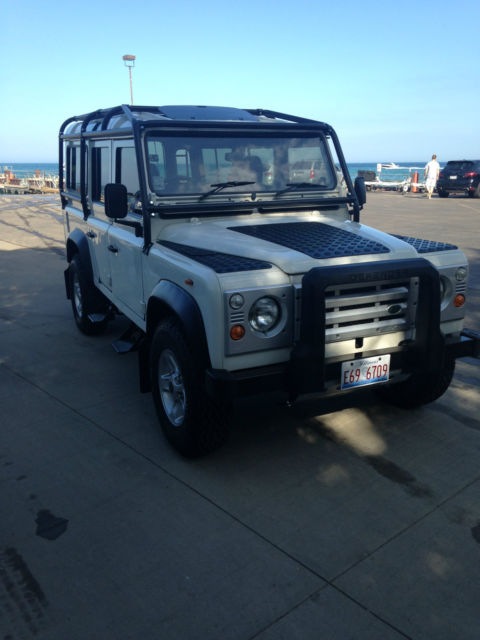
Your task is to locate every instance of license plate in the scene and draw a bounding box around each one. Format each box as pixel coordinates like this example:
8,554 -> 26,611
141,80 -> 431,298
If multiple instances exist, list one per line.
450,175 -> 457,180
341,355 -> 391,390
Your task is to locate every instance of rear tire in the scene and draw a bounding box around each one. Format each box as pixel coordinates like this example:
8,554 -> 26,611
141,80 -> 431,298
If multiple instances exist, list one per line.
69,255 -> 109,335
150,318 -> 230,456
437,189 -> 449,198
375,358 -> 455,409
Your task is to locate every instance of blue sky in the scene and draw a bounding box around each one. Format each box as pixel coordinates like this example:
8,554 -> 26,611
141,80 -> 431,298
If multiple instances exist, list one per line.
1,0 -> 479,163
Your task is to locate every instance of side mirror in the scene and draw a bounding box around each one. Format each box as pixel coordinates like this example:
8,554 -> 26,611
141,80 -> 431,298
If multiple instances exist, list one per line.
104,183 -> 128,219
354,176 -> 367,207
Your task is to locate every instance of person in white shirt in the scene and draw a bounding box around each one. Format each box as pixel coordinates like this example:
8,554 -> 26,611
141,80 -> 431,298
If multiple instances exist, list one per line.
424,154 -> 440,199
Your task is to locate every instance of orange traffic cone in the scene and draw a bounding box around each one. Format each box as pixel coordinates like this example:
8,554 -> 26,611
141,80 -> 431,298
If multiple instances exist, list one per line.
411,171 -> 418,193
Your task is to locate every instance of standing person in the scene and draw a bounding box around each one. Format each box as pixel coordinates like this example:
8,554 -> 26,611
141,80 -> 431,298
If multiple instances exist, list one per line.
424,154 -> 440,199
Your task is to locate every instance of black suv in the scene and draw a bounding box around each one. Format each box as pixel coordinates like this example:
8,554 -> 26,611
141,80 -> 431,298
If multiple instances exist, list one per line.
436,160 -> 480,198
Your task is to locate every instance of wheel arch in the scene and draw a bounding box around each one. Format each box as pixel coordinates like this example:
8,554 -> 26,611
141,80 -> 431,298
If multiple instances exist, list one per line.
146,280 -> 211,369
65,229 -> 94,298
64,230 -> 108,318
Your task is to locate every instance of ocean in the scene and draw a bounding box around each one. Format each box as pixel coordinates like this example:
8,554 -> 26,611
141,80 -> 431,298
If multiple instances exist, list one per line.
1,161 -> 432,181
348,162 -> 430,182
1,163 -> 59,177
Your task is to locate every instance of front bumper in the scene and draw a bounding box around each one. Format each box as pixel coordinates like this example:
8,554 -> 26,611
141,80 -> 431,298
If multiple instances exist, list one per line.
205,328 -> 480,401
437,180 -> 477,193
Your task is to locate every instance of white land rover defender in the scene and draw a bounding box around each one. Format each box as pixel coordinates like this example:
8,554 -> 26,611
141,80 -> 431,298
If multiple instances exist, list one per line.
59,105 -> 480,456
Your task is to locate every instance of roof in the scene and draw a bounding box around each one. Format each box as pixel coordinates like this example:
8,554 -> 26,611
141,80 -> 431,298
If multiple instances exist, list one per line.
157,105 -> 260,121
59,104 -> 331,138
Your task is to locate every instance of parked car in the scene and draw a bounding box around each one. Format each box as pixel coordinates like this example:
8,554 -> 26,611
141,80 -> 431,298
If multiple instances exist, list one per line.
436,160 -> 480,198
289,160 -> 328,184
59,105 -> 480,456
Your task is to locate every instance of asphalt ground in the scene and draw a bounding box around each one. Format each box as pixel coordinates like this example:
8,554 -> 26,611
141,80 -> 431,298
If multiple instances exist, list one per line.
1,191 -> 479,639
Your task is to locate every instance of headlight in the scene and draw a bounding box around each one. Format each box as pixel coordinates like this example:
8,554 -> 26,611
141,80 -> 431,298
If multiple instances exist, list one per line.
440,276 -> 447,302
439,275 -> 453,309
249,297 -> 280,333
455,266 -> 467,282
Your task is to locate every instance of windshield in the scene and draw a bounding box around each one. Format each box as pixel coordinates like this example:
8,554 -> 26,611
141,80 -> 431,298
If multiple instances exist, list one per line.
145,133 -> 337,199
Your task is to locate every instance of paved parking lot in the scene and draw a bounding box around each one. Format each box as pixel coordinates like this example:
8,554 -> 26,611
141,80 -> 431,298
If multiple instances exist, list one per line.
1,192 -> 479,639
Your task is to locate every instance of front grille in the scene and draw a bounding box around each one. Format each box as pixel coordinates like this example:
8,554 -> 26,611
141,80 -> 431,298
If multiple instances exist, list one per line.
324,277 -> 419,343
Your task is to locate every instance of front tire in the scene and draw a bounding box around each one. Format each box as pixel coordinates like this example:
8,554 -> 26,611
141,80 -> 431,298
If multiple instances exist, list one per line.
69,255 -> 109,335
150,318 -> 230,456
375,358 -> 455,409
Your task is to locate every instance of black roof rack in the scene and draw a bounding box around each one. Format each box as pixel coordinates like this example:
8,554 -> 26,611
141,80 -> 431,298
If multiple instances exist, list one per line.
59,104 -> 334,137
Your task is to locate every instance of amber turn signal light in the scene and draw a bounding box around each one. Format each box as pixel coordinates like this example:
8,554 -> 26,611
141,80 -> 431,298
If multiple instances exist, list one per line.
230,325 -> 245,340
454,294 -> 465,308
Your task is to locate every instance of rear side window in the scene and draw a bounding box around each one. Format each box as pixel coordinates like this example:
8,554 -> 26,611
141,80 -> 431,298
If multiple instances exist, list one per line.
92,146 -> 111,202
66,145 -> 83,192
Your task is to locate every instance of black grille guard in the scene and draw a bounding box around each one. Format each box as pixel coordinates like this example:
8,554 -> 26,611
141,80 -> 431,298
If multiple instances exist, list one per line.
289,258 -> 445,397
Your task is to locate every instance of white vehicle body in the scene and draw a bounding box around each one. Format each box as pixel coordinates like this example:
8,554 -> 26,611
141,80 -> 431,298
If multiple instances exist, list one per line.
59,105 -> 480,455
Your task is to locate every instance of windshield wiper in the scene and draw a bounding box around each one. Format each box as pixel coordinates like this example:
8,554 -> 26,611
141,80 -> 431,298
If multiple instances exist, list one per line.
275,182 -> 327,197
199,181 -> 255,201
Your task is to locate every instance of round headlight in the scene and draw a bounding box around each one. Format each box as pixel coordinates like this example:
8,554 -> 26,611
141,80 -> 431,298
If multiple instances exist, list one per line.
439,277 -> 447,301
455,266 -> 467,282
439,276 -> 453,309
249,297 -> 280,333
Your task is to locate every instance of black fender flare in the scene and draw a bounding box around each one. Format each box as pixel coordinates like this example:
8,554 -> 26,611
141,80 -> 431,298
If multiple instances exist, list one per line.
64,229 -> 94,298
146,280 -> 211,369
64,229 -> 106,314
66,229 -> 93,274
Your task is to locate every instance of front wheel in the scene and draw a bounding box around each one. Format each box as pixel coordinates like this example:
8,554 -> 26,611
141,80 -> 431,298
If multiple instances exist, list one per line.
150,318 -> 230,456
375,358 -> 455,409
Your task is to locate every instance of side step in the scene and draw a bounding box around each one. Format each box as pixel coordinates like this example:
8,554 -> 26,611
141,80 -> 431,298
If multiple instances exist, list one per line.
87,313 -> 109,324
462,328 -> 480,358
112,323 -> 145,354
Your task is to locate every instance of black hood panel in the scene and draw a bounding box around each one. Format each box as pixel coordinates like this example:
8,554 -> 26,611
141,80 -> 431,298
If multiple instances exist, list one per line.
159,240 -> 272,273
393,235 -> 457,253
229,222 -> 390,259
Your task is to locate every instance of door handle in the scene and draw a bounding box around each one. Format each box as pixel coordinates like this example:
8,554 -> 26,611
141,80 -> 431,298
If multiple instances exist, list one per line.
86,231 -> 96,239
108,245 -> 118,254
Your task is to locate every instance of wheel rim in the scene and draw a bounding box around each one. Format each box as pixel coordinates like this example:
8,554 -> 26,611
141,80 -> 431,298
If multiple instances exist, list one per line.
72,272 -> 83,317
158,349 -> 186,426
